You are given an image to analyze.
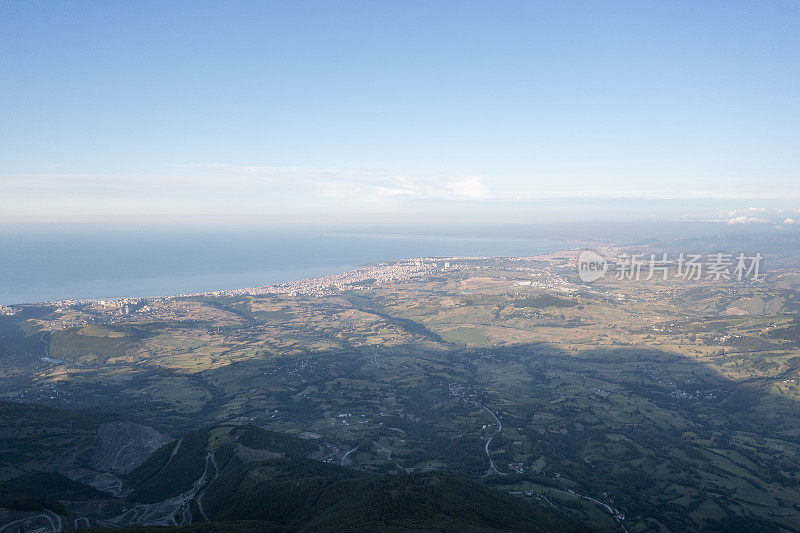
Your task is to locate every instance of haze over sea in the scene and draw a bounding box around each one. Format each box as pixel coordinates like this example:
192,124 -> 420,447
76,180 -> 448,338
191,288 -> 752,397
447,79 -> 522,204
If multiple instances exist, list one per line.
0,229 -> 571,305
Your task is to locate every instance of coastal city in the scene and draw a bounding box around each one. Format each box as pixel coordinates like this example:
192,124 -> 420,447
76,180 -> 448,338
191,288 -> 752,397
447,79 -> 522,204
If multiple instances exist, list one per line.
10,254 -> 576,312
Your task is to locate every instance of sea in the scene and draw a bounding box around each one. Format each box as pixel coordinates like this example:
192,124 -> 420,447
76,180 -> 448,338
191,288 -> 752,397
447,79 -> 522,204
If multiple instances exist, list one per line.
0,229 -> 572,305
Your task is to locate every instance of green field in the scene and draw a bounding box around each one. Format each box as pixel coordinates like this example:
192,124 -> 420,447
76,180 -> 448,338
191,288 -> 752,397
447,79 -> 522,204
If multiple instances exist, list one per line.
2,255 -> 800,530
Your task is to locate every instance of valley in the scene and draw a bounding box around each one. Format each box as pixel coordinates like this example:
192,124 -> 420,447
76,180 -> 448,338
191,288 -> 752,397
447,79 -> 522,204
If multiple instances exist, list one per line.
2,250 -> 800,530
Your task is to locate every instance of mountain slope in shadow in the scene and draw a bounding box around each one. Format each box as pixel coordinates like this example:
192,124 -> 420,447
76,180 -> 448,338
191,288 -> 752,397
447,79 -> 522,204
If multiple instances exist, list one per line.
125,424 -> 591,532
0,405 -> 592,532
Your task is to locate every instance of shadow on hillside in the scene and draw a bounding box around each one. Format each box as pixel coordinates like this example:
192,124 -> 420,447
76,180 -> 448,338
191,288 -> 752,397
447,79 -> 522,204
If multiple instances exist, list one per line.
3,333 -> 800,531
193,340 -> 800,530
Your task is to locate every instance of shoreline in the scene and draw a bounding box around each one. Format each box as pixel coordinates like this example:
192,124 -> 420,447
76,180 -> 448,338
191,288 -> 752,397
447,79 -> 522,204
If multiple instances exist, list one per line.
1,251 -> 584,310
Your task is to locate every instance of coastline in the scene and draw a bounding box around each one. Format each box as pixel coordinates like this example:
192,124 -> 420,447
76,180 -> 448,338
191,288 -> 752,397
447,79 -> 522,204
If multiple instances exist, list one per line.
1,251 -> 583,310
0,231 -> 574,307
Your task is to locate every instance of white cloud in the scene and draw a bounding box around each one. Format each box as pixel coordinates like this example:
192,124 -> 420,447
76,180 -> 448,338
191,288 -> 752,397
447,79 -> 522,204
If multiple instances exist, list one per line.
445,176 -> 491,199
707,206 -> 800,226
370,176 -> 420,197
3,162 -> 796,223
316,173 -> 492,201
1,164 -> 500,221
727,207 -> 767,217
722,216 -> 770,224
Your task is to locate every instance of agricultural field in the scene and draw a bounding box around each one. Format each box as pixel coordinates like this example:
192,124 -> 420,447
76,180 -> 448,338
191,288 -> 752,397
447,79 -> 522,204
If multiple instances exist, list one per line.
1,254 -> 800,530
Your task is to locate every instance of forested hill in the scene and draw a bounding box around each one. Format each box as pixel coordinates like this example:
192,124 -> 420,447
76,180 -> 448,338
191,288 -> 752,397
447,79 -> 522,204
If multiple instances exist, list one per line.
0,405 -> 592,531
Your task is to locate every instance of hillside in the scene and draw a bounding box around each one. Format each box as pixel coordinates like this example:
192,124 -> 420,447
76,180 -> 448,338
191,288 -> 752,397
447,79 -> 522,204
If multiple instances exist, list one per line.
3,254 -> 800,529
0,408 -> 590,531
0,401 -> 110,481
125,424 -> 588,532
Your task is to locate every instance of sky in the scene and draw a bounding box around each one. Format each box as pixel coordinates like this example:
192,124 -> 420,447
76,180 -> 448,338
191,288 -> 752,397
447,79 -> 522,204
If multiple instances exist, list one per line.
1,1 -> 799,226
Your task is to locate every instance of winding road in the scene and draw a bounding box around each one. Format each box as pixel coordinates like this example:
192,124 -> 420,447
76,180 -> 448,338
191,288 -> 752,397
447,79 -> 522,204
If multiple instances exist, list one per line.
476,402 -> 506,476
340,446 -> 358,466
373,441 -> 407,472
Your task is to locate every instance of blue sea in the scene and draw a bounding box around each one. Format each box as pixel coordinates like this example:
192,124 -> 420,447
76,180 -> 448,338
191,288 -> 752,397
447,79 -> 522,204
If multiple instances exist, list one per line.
0,229 -> 571,305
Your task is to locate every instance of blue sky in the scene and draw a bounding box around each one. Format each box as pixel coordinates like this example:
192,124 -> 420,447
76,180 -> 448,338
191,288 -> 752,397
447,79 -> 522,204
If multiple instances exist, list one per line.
1,1 -> 798,225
